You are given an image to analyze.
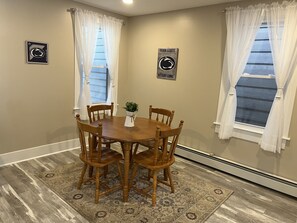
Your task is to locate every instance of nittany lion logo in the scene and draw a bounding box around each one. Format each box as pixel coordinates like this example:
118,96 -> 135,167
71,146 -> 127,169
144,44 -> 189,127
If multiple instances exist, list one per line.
158,56 -> 175,71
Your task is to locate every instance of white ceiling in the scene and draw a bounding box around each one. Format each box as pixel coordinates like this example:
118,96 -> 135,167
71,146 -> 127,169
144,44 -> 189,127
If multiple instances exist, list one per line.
73,0 -> 241,17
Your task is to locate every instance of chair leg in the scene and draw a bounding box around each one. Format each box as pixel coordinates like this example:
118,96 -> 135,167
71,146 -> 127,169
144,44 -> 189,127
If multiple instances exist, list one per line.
133,143 -> 139,156
147,170 -> 152,181
120,142 -> 124,155
88,166 -> 93,178
166,167 -> 174,193
152,170 -> 158,207
77,163 -> 87,189
120,142 -> 133,164
130,163 -> 139,189
95,167 -> 100,204
117,162 -> 123,186
104,166 -> 108,178
163,169 -> 168,181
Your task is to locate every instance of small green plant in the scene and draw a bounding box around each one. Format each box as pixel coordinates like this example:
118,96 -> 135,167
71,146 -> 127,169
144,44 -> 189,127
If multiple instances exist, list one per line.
124,101 -> 138,112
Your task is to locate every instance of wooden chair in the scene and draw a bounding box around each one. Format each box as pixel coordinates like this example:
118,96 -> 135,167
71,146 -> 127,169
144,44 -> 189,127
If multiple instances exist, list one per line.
87,102 -> 114,122
76,114 -> 123,204
133,105 -> 175,153
87,102 -> 117,149
130,120 -> 184,207
149,105 -> 175,126
87,103 -> 119,177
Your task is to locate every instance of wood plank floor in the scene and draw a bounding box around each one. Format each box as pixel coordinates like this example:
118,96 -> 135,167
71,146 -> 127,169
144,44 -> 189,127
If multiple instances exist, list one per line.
0,144 -> 296,223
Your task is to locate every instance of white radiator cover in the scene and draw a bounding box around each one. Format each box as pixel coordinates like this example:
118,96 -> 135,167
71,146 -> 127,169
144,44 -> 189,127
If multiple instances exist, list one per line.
175,145 -> 297,198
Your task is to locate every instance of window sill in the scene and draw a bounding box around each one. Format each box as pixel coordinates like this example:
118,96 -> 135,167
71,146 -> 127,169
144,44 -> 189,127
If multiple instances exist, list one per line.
214,122 -> 290,146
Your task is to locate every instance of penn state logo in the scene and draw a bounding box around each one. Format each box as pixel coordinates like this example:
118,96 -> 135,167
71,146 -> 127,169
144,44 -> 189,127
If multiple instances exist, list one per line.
30,47 -> 45,58
158,56 -> 175,71
26,41 -> 48,64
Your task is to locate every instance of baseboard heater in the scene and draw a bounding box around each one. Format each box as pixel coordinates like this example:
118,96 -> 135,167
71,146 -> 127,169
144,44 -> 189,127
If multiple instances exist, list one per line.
175,145 -> 297,198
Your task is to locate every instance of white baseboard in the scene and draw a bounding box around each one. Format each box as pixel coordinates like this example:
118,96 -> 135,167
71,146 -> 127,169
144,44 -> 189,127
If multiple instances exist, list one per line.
0,138 -> 80,167
175,145 -> 297,198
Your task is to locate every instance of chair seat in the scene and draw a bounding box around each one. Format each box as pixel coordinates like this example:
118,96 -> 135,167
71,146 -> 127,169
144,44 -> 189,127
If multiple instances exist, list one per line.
80,148 -> 122,167
133,149 -> 174,170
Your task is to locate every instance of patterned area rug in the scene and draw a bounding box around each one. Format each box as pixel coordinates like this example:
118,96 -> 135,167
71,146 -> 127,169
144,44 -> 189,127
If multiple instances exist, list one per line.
37,161 -> 233,223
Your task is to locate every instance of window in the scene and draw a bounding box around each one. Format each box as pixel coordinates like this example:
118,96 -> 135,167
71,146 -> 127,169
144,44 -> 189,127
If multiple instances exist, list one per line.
89,29 -> 108,104
216,3 -> 297,151
235,23 -> 277,127
73,9 -> 123,120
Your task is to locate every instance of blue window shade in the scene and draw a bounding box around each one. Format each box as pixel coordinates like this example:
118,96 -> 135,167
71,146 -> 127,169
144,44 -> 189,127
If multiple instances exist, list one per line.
236,77 -> 276,126
89,29 -> 108,103
236,23 -> 277,127
243,23 -> 274,75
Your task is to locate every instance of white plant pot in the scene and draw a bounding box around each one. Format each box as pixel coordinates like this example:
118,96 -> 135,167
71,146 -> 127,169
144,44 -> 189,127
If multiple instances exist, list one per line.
124,111 -> 136,127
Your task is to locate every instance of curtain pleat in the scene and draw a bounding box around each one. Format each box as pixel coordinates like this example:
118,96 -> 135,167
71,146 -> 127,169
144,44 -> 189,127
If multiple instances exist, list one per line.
102,16 -> 123,115
74,9 -> 98,120
260,2 -> 297,153
218,6 -> 264,139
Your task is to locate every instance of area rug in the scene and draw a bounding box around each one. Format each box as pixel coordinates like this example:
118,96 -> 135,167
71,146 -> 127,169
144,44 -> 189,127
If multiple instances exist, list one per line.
37,162 -> 233,223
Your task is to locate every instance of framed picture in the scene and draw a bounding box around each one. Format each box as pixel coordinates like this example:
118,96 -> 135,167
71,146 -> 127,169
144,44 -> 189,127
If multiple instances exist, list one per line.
26,41 -> 48,64
157,48 -> 179,80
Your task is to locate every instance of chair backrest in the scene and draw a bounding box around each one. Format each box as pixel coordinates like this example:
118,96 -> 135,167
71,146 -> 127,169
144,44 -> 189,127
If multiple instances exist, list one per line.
149,105 -> 175,126
152,120 -> 184,165
87,102 -> 114,123
76,114 -> 103,162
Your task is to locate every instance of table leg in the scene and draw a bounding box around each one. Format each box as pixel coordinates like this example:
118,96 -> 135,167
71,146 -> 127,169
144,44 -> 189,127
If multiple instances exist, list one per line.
123,142 -> 131,202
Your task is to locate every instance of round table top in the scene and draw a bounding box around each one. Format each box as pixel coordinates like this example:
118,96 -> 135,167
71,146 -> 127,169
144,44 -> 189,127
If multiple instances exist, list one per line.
93,116 -> 171,143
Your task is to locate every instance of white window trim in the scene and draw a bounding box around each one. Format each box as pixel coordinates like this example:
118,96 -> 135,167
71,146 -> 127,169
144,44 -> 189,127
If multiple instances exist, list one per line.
214,121 -> 290,148
241,73 -> 275,78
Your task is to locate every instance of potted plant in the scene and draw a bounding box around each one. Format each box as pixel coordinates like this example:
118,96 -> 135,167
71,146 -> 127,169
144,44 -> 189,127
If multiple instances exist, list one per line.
124,101 -> 138,127
124,101 -> 138,112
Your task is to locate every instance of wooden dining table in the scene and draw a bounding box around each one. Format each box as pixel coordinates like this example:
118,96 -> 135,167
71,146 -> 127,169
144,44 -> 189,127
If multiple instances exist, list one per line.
93,116 -> 171,202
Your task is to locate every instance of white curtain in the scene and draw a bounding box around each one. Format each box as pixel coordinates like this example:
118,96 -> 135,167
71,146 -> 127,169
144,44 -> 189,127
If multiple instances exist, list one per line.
217,6 -> 264,139
74,9 -> 98,120
102,15 -> 123,115
260,2 -> 297,153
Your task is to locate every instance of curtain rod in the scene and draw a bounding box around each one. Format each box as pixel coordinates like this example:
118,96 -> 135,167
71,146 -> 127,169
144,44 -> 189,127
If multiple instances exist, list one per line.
66,8 -> 125,25
67,8 -> 76,13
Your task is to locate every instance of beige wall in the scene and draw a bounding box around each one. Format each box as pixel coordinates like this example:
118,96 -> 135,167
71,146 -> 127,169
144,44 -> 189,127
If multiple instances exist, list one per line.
0,0 -> 128,153
1,0 -> 297,183
125,1 -> 297,182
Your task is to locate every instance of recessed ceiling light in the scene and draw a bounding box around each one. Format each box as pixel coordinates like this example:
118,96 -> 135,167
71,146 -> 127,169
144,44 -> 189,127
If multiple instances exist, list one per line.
123,0 -> 133,4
